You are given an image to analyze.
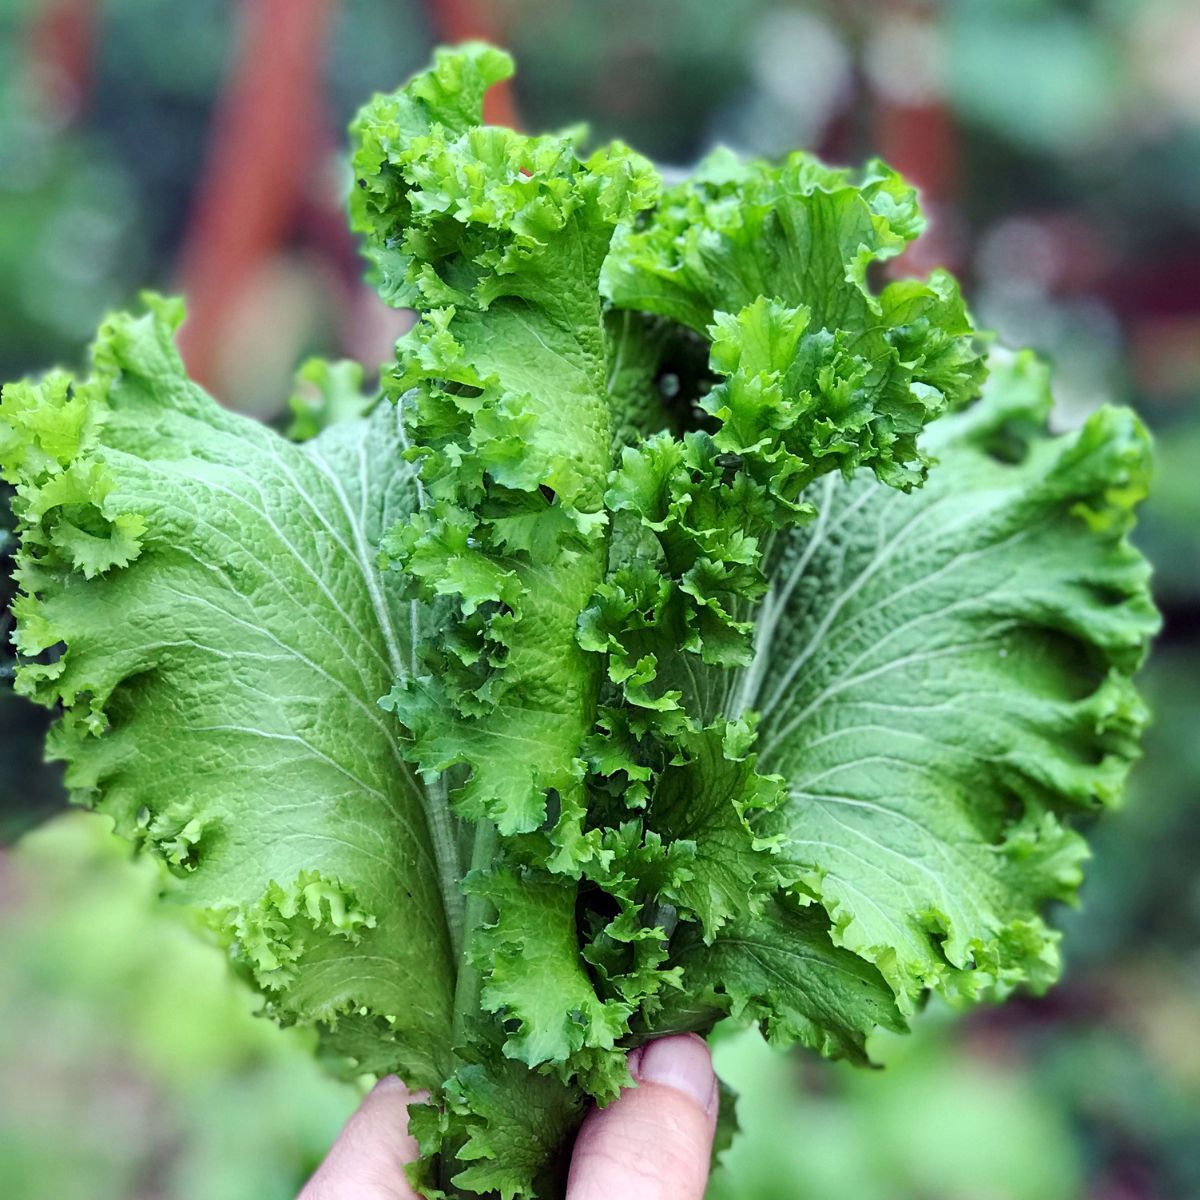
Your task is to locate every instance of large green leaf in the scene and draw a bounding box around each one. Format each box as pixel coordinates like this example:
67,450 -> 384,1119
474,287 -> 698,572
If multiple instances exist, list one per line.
0,300 -> 459,1088
733,353 -> 1158,1008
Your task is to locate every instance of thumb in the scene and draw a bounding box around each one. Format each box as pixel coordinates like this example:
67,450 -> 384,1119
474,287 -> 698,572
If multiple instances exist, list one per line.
566,1034 -> 718,1200
297,1075 -> 422,1199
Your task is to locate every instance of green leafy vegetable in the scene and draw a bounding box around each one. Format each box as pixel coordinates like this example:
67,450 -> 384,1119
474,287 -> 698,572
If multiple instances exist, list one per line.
0,44 -> 1157,1199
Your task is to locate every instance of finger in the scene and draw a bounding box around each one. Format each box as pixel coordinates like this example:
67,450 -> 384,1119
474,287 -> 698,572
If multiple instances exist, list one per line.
566,1034 -> 718,1200
297,1075 -> 425,1200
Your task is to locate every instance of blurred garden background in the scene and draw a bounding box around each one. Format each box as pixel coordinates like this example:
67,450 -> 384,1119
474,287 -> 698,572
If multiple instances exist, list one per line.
1,1 -> 1197,1197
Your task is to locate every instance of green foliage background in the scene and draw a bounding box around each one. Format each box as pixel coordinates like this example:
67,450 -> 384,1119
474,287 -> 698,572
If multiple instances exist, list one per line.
1,2 -> 1196,1198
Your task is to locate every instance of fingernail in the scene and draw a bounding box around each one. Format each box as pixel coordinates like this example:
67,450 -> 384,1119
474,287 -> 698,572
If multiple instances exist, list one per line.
635,1035 -> 715,1111
372,1074 -> 407,1093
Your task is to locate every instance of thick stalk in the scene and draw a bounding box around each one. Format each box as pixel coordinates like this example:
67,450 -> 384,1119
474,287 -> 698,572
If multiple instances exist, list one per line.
424,774 -> 466,963
440,816 -> 499,1195
449,817 -> 499,1054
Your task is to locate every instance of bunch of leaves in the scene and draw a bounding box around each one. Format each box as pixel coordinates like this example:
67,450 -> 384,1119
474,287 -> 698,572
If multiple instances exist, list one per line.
0,44 -> 1157,1199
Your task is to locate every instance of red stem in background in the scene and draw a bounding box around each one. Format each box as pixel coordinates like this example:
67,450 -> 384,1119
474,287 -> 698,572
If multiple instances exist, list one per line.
26,0 -> 97,120
869,1 -> 961,276
175,0 -> 335,390
875,99 -> 957,208
426,0 -> 519,127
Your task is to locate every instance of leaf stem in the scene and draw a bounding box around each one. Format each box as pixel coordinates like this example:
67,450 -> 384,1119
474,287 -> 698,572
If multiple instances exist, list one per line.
450,817 -> 499,1054
425,774 -> 467,963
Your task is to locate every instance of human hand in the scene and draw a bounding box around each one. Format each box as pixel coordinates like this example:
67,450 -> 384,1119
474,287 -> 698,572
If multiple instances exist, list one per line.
298,1033 -> 719,1200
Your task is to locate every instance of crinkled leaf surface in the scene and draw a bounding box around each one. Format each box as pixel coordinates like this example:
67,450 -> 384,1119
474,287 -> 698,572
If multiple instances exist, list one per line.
732,354 -> 1158,1008
1,302 -> 458,1089
661,897 -> 908,1065
0,42 -> 1160,1200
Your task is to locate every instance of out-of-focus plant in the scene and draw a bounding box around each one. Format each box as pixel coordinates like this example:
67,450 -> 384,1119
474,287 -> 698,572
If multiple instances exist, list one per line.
709,1020 -> 1084,1200
0,810 -> 356,1200
0,108 -> 143,379
1132,420 -> 1200,610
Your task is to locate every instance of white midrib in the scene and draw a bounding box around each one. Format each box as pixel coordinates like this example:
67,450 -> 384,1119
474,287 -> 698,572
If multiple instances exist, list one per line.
729,474 -> 838,719
308,427 -> 467,961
